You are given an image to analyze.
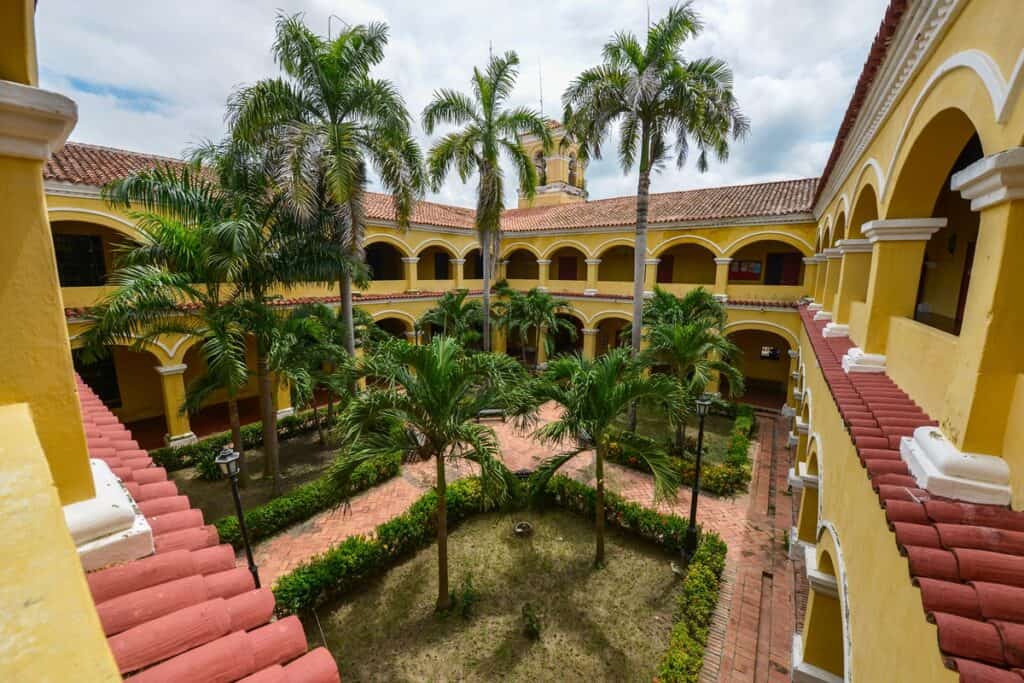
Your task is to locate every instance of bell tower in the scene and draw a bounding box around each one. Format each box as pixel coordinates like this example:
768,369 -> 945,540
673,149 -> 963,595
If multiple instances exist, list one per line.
518,121 -> 587,209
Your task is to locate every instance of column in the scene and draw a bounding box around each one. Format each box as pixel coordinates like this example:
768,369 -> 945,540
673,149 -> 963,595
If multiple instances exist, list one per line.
643,258 -> 660,296
275,376 -> 294,419
535,326 -> 548,366
450,258 -> 465,288
841,218 -> 944,373
584,258 -> 601,296
812,248 -> 842,321
404,330 -> 420,345
823,239 -> 873,338
713,257 -> 732,300
498,259 -> 509,281
155,364 -> 197,447
537,259 -> 551,291
401,256 -> 419,292
801,256 -> 821,301
808,253 -> 828,309
581,328 -> 598,360
492,325 -> 507,355
783,348 -> 800,415
355,344 -> 367,390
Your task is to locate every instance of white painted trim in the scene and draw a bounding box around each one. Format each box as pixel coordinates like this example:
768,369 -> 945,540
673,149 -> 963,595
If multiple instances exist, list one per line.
0,80 -> 77,161
721,230 -> 815,257
812,310 -> 832,322
822,323 -> 849,338
167,432 -> 198,448
841,347 -> 887,374
400,256 -> 420,264
900,427 -> 1011,505
643,258 -> 660,266
861,218 -> 946,242
584,258 -> 602,265
713,257 -> 733,265
649,233 -> 725,257
951,147 -> 1024,211
411,237 -> 461,256
154,363 -> 187,376
540,239 -> 592,259
835,239 -> 872,254
807,303 -> 823,312
723,320 -> 799,347
535,258 -> 552,265
792,634 -> 843,683
277,407 -> 296,419
581,328 -> 599,336
449,258 -> 466,265
822,248 -> 843,260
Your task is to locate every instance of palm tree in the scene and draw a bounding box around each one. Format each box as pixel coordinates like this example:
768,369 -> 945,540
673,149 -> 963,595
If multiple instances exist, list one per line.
418,289 -> 484,347
643,286 -> 727,330
516,349 -> 685,565
422,51 -> 552,353
330,336 -> 523,610
495,287 -> 577,365
563,2 -> 748,356
228,13 -> 424,357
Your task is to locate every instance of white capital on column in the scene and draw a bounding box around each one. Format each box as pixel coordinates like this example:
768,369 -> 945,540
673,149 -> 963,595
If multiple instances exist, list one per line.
951,147 -> 1024,211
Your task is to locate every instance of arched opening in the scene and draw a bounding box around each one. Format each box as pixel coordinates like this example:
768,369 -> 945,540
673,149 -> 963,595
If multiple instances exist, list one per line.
90,345 -> 169,450
597,245 -> 634,282
366,242 -> 405,281
464,248 -> 484,279
549,246 -> 586,281
655,243 -> 716,284
375,317 -> 411,339
568,154 -> 579,187
799,545 -> 845,680
729,240 -> 804,286
417,245 -> 454,281
552,313 -> 584,356
505,248 -> 539,280
913,133 -> 983,335
849,185 -> 879,237
51,219 -> 135,288
534,151 -> 547,186
725,327 -> 793,410
595,317 -> 629,356
795,448 -> 819,545
177,338 -> 263,443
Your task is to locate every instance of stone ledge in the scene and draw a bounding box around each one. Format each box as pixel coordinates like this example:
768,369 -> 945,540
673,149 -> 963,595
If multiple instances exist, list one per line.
841,347 -> 886,374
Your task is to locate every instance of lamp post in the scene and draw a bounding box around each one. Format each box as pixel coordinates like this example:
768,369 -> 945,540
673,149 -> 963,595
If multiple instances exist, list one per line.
216,445 -> 260,588
683,394 -> 713,561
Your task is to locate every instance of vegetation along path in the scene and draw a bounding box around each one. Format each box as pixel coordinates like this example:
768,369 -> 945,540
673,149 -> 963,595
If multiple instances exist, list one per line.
251,407 -> 799,679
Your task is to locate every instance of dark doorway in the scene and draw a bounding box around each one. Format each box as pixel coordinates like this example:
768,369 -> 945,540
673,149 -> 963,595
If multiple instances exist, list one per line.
54,233 -> 106,286
558,256 -> 578,280
434,251 -> 450,279
765,252 -> 803,285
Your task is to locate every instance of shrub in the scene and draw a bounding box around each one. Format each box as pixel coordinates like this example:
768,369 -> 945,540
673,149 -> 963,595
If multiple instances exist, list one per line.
522,602 -> 542,640
656,533 -> 728,683
213,452 -> 401,547
449,573 -> 480,619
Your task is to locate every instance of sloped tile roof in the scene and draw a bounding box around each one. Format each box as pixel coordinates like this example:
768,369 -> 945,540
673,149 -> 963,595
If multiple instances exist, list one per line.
75,376 -> 339,682
500,178 -> 817,232
799,307 -> 1024,683
45,142 -> 184,186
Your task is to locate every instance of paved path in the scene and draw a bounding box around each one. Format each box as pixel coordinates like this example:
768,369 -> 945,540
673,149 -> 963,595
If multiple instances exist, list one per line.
250,405 -> 800,681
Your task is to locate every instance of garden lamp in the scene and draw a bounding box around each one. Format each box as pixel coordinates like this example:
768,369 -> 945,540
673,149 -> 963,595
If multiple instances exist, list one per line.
683,394 -> 713,560
216,445 -> 260,588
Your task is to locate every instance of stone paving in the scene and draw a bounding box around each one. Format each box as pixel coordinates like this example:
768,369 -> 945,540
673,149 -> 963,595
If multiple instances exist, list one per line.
250,404 -> 801,681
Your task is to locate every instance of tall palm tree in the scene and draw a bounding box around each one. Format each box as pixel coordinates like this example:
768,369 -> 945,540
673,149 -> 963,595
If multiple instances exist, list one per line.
422,51 -> 552,352
418,289 -> 484,347
495,287 -> 577,365
643,286 -> 727,330
229,13 -> 424,357
563,2 -> 748,356
515,349 -> 685,565
330,336 -> 523,610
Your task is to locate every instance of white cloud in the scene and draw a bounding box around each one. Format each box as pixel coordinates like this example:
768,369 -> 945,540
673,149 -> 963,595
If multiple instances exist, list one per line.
36,0 -> 889,207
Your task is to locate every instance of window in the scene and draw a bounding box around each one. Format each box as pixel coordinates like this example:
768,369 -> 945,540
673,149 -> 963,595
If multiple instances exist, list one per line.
54,233 -> 106,286
760,345 -> 780,360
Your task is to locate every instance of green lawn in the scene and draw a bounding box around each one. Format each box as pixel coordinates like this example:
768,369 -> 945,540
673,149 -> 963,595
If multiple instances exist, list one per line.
617,407 -> 737,465
312,510 -> 680,682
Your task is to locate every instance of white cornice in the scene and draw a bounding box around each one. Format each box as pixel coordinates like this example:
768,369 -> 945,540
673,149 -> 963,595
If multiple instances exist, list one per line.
862,218 -> 946,243
951,147 -> 1024,210
44,179 -> 102,198
813,0 -> 966,217
0,80 -> 78,161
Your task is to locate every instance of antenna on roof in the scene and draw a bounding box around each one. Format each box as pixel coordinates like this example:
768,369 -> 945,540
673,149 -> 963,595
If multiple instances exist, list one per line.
328,14 -> 348,40
646,1 -> 651,33
538,63 -> 544,116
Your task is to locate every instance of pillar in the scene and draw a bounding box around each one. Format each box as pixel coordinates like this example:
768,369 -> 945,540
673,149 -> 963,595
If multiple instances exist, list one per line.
404,330 -> 420,345
581,327 -> 598,360
402,256 -> 419,292
785,348 -> 800,412
155,364 -> 197,447
643,258 -> 660,296
450,258 -> 465,288
813,248 -> 842,321
492,325 -> 507,355
713,257 -> 731,299
795,475 -> 819,545
275,376 -> 293,419
498,259 -> 509,281
823,239 -> 873,337
802,256 -> 821,300
584,258 -> 601,295
809,253 -> 828,306
535,326 -> 549,366
841,219 -> 944,372
537,258 -> 551,290
355,344 -> 367,390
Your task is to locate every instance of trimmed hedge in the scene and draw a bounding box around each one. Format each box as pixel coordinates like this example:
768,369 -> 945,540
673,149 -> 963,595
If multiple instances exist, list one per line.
656,533 -> 729,682
213,452 -> 401,548
272,474 -> 716,616
606,404 -> 756,497
150,410 -> 323,479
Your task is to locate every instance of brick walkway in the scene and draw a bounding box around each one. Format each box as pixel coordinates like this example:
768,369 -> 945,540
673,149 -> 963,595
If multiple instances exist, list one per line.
251,405 -> 800,681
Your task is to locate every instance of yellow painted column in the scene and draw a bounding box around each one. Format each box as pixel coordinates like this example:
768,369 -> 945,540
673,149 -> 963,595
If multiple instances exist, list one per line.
492,325 -> 507,355
404,330 -> 420,346
450,257 -> 465,289
581,327 -> 598,360
801,256 -> 820,300
402,256 -> 420,292
853,219 -> 944,359
795,482 -> 819,545
535,326 -> 548,366
355,344 -> 367,390
643,257 -> 660,295
786,348 -> 800,408
275,377 -> 293,418
832,239 -> 873,326
537,258 -> 551,290
584,258 -> 601,295
497,259 -> 509,281
155,364 -> 197,446
810,253 -> 828,304
713,257 -> 732,298
819,248 -> 843,317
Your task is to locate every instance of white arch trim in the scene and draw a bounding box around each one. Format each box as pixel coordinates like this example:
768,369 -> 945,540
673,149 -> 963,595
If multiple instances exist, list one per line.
412,237 -> 461,257
721,231 -> 814,257
588,309 -> 633,326
371,309 -> 417,327
723,320 -> 800,347
882,48 -> 1024,203
67,332 -> 192,362
592,236 -> 636,256
542,239 -> 593,259
48,206 -> 141,234
501,241 -> 543,259
458,243 -> 483,258
649,233 -> 724,257
364,234 -> 414,256
815,520 -> 853,682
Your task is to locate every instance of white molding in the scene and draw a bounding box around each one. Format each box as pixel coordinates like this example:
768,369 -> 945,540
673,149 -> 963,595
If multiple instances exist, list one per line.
900,427 -> 1011,505
154,363 -> 187,376
713,257 -> 733,265
836,239 -> 872,254
167,432 -> 197,448
535,258 -> 552,265
807,303 -> 823,311
792,634 -> 843,683
861,218 -> 946,243
788,526 -> 812,560
583,288 -> 598,296
794,389 -> 804,402
805,544 -> 838,598
798,461 -> 819,490
782,405 -> 796,418
788,349 -> 800,359
581,328 -> 599,336
796,417 -> 810,435
841,347 -> 887,374
788,432 -> 799,448
951,147 -> 1024,211
277,407 -> 296,419
803,256 -> 824,265
448,258 -> 466,265
712,293 -> 728,303
822,322 -> 849,338
584,258 -> 602,265
0,80 -> 78,161
788,470 -> 804,491
812,310 -> 833,321
400,256 -> 420,264
643,258 -> 661,266
44,180 -> 103,199
822,248 -> 843,260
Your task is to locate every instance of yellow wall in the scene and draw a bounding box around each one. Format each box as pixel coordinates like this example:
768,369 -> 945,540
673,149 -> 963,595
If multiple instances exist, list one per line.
597,245 -> 633,281
111,346 -> 167,423
657,243 -> 716,283
729,329 -> 791,385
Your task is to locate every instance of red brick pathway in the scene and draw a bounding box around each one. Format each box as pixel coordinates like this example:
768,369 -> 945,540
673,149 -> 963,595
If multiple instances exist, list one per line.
251,405 -> 799,681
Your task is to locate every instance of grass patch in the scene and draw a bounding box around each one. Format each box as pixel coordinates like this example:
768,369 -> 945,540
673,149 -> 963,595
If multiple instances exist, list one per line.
312,510 -> 680,682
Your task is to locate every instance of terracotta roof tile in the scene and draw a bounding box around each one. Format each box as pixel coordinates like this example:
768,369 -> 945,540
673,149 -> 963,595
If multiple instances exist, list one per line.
45,142 -> 184,186
799,305 -> 1024,681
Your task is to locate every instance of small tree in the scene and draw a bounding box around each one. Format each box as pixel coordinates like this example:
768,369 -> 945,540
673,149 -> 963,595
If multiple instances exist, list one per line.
495,287 -> 577,366
515,349 -> 685,565
330,337 -> 524,610
418,290 -> 484,348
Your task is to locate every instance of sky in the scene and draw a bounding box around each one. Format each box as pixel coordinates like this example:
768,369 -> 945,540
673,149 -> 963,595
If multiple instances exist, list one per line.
36,0 -> 889,208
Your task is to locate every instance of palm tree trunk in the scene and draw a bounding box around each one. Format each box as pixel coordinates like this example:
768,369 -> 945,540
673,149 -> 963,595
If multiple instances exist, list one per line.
595,445 -> 606,566
257,351 -> 281,496
629,130 -> 653,431
481,230 -> 492,353
341,275 -> 356,356
227,398 -> 248,489
435,454 -> 451,610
